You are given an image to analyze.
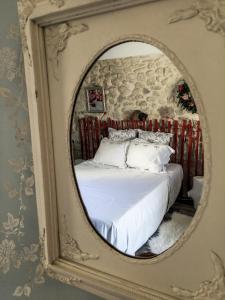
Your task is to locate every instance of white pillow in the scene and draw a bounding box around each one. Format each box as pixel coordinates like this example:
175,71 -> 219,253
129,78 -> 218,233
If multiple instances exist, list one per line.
126,139 -> 175,172
138,129 -> 173,145
93,138 -> 129,168
108,127 -> 136,142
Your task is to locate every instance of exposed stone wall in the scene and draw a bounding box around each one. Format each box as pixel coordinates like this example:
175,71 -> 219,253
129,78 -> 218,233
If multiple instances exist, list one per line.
72,54 -> 199,158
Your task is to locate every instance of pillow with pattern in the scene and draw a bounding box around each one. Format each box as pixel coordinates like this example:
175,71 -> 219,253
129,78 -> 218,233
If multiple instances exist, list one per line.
126,139 -> 175,172
138,130 -> 173,145
108,127 -> 137,142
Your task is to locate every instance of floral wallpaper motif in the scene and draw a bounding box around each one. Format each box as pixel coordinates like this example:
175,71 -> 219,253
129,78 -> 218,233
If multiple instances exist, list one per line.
0,4 -> 45,296
0,1 -> 101,299
0,47 -> 17,81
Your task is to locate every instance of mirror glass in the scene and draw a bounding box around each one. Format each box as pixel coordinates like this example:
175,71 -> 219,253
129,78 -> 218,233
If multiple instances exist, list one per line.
71,41 -> 204,258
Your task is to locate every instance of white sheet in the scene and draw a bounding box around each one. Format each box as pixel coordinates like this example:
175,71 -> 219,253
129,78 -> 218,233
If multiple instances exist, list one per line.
75,161 -> 183,255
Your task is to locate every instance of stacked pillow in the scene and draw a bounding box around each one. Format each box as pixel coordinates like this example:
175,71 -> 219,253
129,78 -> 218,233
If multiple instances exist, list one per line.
126,139 -> 174,172
108,127 -> 136,141
93,138 -> 129,168
137,129 -> 173,145
93,128 -> 174,173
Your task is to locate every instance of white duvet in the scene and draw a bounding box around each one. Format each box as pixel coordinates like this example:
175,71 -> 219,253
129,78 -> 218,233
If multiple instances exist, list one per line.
75,161 -> 183,255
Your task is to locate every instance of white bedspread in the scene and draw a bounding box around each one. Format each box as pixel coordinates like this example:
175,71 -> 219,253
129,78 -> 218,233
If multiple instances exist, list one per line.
75,161 -> 183,255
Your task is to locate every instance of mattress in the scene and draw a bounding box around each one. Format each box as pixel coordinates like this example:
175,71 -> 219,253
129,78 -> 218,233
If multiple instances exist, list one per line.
75,161 -> 183,255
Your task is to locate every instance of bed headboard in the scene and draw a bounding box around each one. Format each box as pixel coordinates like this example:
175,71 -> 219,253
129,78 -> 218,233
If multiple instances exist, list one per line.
78,117 -> 204,195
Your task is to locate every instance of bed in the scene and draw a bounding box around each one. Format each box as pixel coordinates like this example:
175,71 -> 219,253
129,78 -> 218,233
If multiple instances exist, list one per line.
75,160 -> 183,256
78,117 -> 204,194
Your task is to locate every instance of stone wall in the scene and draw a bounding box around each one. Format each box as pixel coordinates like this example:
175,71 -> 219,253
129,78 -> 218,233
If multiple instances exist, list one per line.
72,53 -> 199,158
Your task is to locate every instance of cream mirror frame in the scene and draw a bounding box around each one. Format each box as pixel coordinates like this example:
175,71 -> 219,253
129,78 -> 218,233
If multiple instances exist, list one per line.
18,0 -> 225,299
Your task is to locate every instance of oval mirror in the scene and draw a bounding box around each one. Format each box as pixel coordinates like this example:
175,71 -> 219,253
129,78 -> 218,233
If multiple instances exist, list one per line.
71,41 -> 204,258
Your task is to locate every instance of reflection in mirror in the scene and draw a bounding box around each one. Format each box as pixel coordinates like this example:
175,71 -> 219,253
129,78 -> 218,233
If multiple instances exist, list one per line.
71,41 -> 204,258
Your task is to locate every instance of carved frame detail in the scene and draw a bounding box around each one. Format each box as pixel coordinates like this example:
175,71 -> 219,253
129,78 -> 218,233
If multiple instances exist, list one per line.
169,0 -> 225,43
45,22 -> 89,80
172,252 -> 225,300
60,216 -> 99,262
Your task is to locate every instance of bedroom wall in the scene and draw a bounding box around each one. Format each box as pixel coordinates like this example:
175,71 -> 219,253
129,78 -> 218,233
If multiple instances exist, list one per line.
73,53 -> 199,158
0,1 -> 101,299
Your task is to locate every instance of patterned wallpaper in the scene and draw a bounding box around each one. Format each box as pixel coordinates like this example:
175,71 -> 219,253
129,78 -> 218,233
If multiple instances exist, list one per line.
0,1 -> 101,299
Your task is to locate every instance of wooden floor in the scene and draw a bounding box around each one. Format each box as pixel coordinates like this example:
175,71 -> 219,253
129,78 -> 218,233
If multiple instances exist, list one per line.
135,199 -> 196,258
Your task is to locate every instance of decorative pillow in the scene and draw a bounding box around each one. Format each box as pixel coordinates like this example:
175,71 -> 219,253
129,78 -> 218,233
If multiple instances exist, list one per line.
108,127 -> 136,142
126,139 -> 175,172
138,130 -> 173,145
93,138 -> 130,168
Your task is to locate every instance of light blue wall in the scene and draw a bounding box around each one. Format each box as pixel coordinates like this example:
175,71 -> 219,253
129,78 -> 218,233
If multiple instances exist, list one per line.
0,1 -> 101,299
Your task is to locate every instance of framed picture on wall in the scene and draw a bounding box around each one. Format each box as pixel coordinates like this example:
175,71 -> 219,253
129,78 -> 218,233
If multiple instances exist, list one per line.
86,85 -> 106,113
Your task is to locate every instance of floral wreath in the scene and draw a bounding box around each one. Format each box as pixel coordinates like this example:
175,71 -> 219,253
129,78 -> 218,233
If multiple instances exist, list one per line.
175,80 -> 197,114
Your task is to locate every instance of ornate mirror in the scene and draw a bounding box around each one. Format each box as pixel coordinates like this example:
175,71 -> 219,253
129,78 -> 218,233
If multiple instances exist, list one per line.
18,0 -> 225,299
71,41 -> 203,258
